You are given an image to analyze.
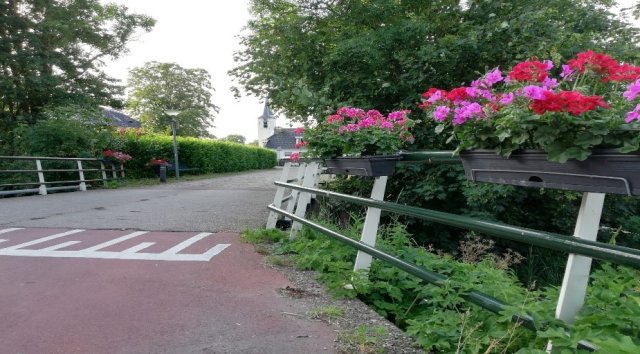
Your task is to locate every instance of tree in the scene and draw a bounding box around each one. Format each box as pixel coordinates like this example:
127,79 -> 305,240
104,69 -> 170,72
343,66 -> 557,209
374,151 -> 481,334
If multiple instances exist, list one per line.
0,0 -> 155,139
230,0 -> 640,123
126,62 -> 219,137
221,134 -> 247,144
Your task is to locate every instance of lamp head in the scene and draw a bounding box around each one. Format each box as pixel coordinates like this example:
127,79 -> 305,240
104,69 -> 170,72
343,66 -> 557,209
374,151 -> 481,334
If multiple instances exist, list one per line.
165,109 -> 181,116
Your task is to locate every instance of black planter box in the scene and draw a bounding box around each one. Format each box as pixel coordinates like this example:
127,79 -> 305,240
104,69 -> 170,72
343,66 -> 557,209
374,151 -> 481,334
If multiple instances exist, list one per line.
460,150 -> 640,195
325,156 -> 401,177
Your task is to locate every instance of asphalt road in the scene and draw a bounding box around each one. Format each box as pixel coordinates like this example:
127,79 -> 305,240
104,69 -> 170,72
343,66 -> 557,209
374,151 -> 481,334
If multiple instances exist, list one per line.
0,167 -> 341,354
0,168 -> 285,232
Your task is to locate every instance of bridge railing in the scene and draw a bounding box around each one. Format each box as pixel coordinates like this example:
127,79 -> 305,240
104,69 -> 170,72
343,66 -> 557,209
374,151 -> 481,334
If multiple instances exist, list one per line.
0,156 -> 125,196
267,155 -> 640,351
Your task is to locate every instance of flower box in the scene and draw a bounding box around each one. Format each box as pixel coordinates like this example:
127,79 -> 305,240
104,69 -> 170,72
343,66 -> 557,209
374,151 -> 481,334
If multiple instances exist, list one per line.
460,150 -> 640,195
325,156 -> 401,177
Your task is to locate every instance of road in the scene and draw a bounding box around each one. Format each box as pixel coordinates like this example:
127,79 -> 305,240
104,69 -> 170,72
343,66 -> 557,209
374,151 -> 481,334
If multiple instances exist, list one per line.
0,169 -> 284,232
0,167 -> 339,354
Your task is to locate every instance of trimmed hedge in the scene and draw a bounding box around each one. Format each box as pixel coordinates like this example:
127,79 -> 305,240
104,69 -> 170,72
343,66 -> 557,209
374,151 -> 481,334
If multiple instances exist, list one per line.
113,133 -> 276,178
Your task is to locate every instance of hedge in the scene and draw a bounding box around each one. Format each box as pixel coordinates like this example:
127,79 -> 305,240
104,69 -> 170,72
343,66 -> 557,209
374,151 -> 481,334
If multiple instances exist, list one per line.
113,133 -> 277,178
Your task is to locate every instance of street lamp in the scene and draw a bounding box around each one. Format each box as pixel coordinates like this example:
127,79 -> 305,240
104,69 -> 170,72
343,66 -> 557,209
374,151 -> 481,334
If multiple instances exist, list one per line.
165,109 -> 181,179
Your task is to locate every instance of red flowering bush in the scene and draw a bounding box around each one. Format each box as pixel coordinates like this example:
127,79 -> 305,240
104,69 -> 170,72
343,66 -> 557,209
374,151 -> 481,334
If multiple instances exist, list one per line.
420,50 -> 640,162
302,107 -> 416,159
102,150 -> 132,163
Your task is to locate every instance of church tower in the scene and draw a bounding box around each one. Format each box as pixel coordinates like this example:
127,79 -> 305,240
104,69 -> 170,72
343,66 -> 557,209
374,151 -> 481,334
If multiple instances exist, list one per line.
257,102 -> 276,147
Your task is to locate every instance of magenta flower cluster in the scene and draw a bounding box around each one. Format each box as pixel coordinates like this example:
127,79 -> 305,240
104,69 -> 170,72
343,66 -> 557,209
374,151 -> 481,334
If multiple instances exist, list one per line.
624,79 -> 640,123
326,107 -> 412,140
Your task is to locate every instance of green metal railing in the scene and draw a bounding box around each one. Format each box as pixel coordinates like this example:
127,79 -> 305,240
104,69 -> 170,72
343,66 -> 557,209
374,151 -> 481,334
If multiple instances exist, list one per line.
268,157 -> 640,351
272,181 -> 640,269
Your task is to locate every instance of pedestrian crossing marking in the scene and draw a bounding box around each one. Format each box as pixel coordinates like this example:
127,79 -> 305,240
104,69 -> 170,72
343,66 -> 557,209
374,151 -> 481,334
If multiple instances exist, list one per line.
0,229 -> 230,262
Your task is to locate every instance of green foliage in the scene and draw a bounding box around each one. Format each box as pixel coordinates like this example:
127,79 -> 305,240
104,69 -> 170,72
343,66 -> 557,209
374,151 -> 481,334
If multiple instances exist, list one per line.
0,0 -> 154,140
308,305 -> 345,320
232,0 -> 638,123
17,115 -> 112,158
126,62 -> 219,137
221,134 -> 247,144
279,219 -> 640,353
109,131 -> 276,178
241,228 -> 288,245
338,324 -> 388,353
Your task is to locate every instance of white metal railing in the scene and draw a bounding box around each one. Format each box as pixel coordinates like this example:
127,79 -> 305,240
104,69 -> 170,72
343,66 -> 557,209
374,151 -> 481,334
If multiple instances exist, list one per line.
0,156 -> 125,196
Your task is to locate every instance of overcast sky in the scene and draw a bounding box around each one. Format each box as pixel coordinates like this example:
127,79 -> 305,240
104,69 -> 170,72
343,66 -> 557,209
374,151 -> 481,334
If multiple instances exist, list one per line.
101,0 -> 279,142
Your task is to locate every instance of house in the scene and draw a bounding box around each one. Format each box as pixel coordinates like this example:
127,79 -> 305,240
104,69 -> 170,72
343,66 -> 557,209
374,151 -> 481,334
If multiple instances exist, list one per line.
101,106 -> 141,128
257,103 -> 306,161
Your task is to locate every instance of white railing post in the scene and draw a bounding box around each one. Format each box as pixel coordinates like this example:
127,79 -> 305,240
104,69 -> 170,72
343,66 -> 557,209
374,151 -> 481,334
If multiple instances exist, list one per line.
555,192 -> 605,323
266,162 -> 292,229
100,161 -> 108,186
111,163 -> 117,179
353,176 -> 388,272
285,163 -> 307,216
289,161 -> 320,240
35,159 -> 47,195
120,163 -> 125,178
77,160 -> 87,191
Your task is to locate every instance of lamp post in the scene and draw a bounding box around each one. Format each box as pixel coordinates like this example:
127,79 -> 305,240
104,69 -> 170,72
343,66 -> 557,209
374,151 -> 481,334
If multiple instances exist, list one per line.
165,109 -> 181,180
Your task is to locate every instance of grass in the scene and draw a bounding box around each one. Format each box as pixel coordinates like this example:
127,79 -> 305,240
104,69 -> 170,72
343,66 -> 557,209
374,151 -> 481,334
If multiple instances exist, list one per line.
266,255 -> 296,267
338,325 -> 389,354
308,305 -> 345,320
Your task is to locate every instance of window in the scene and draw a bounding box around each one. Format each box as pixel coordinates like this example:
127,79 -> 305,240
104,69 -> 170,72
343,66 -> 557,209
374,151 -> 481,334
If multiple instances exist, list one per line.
263,119 -> 268,128
284,151 -> 292,157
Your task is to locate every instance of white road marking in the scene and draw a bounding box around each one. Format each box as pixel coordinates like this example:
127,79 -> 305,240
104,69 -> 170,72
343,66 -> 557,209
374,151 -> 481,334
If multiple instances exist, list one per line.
122,242 -> 154,254
0,228 -> 23,235
2,229 -> 84,250
0,245 -> 231,261
162,232 -> 212,255
40,241 -> 80,251
82,231 -> 148,251
0,229 -> 230,262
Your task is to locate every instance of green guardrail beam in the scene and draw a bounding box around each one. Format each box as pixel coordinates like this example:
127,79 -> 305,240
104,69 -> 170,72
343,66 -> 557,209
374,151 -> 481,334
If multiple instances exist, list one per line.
274,181 -> 640,269
268,204 -> 537,331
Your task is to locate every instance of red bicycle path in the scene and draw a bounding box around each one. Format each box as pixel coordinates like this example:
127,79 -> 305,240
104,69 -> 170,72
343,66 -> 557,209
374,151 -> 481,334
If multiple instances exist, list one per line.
0,228 -> 336,353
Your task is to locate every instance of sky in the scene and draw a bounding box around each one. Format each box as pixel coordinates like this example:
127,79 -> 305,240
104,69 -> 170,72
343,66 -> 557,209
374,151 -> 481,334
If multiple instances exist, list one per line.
101,0 -> 282,142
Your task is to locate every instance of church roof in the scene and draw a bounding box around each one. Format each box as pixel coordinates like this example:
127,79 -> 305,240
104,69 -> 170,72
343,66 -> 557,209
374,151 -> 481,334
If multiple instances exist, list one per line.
258,102 -> 275,120
101,106 -> 141,128
265,128 -> 301,149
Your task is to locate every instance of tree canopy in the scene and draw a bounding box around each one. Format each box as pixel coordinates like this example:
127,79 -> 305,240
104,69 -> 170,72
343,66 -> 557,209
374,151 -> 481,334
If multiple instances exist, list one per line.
0,0 -> 155,136
230,0 -> 640,124
221,134 -> 247,144
126,62 -> 219,138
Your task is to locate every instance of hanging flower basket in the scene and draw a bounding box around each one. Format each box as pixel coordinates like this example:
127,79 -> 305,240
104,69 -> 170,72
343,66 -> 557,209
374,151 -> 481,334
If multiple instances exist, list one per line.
460,150 -> 640,195
325,155 -> 401,177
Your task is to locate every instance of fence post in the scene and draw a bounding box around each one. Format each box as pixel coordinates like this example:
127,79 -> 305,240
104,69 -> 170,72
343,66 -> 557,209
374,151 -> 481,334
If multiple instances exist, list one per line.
120,163 -> 125,178
285,163 -> 307,216
77,160 -> 87,191
353,176 -> 388,272
555,192 -> 605,323
35,159 -> 47,195
100,161 -> 108,186
111,163 -> 117,179
266,162 -> 292,229
289,162 -> 319,240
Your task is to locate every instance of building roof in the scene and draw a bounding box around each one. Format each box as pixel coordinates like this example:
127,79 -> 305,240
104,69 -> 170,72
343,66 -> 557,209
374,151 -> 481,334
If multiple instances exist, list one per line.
258,102 -> 275,120
101,106 -> 141,128
265,128 -> 302,149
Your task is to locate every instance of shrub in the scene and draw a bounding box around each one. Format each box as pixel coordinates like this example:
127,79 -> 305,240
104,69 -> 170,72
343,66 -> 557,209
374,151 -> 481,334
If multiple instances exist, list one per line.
110,131 -> 276,178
